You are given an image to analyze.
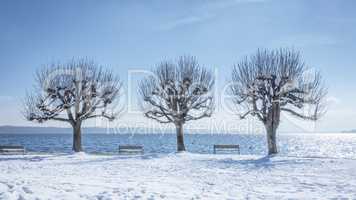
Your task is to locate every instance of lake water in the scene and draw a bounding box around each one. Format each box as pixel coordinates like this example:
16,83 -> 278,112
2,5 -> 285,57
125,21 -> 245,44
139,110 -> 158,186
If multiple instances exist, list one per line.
1,133 -> 356,159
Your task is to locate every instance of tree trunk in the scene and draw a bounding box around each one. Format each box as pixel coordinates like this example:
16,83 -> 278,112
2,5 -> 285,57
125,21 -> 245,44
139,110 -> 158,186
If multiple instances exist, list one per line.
175,123 -> 186,152
72,122 -> 82,152
265,124 -> 277,155
265,103 -> 280,155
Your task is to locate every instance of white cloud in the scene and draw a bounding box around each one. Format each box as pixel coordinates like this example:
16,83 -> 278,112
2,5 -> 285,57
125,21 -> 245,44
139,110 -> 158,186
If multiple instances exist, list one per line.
158,0 -> 268,31
158,14 -> 215,31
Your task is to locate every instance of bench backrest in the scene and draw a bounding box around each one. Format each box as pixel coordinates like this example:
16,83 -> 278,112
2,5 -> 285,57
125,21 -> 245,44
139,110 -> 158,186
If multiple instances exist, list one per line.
0,146 -> 26,155
214,145 -> 239,149
214,144 -> 240,154
119,145 -> 143,150
0,146 -> 25,150
119,145 -> 144,154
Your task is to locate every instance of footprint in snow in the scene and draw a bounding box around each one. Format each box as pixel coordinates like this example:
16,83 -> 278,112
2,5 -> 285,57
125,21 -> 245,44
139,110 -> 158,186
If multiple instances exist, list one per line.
7,184 -> 14,190
206,182 -> 215,186
22,187 -> 33,194
17,194 -> 27,200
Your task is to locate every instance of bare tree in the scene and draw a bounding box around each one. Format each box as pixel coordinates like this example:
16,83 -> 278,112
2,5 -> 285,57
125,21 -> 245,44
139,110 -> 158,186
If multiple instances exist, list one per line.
230,48 -> 327,155
139,56 -> 214,152
24,59 -> 122,152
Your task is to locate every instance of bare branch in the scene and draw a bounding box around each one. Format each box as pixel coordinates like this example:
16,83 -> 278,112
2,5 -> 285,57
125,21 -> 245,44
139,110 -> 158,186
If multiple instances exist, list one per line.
139,55 -> 215,125
23,58 -> 123,125
230,48 -> 327,124
281,108 -> 318,121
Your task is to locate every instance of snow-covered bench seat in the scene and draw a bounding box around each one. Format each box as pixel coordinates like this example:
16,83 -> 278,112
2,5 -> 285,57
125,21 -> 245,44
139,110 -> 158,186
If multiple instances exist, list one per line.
213,144 -> 240,154
0,146 -> 26,155
119,145 -> 144,154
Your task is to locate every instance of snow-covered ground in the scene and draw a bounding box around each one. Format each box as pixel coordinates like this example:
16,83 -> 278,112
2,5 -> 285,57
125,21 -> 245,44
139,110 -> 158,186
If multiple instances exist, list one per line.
0,153 -> 356,200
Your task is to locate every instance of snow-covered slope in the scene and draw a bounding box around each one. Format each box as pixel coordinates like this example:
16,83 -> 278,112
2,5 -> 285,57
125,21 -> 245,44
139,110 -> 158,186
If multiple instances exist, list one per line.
0,153 -> 355,199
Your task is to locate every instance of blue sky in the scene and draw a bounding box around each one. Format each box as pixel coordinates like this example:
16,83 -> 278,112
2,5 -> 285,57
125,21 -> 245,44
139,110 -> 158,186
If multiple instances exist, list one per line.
0,0 -> 355,132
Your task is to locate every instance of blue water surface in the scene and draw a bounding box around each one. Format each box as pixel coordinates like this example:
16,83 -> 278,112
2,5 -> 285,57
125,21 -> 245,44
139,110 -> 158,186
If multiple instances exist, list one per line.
1,133 -> 356,159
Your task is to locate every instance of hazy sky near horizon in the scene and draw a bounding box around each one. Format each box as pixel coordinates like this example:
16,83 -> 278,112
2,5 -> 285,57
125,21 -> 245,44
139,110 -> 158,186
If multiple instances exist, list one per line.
0,0 -> 356,133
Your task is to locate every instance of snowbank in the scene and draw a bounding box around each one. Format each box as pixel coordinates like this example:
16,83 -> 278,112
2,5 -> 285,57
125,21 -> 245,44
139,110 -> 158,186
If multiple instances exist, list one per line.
0,153 -> 355,199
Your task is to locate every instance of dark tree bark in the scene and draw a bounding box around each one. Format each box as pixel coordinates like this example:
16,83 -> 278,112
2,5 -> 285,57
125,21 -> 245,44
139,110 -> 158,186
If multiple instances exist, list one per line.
265,103 -> 280,155
24,59 -> 122,152
72,121 -> 82,152
266,126 -> 277,155
139,56 -> 214,152
175,122 -> 186,152
230,48 -> 327,155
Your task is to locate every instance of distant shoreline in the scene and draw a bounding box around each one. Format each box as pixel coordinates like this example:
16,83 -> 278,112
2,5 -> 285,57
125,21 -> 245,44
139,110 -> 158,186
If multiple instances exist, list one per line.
0,126 -> 348,135
342,130 -> 356,133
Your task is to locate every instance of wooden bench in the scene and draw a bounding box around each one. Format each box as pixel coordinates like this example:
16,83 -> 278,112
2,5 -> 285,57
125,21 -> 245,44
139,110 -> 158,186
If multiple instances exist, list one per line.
0,146 -> 26,155
213,144 -> 240,154
119,145 -> 144,155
